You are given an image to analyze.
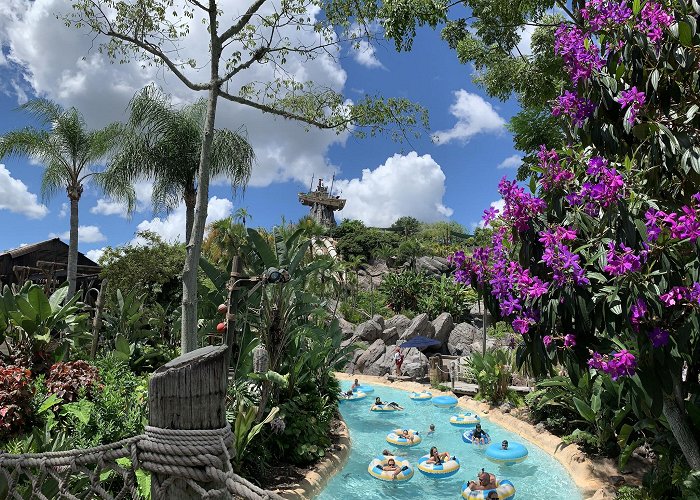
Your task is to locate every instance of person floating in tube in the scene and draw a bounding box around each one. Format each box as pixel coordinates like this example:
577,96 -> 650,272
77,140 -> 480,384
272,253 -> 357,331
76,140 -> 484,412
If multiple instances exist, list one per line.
467,469 -> 497,491
373,396 -> 404,410
471,423 -> 487,444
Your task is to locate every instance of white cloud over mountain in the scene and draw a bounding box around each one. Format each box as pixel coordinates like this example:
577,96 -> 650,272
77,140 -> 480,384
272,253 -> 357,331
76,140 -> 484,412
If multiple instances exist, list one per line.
0,164 -> 49,219
433,90 -> 505,145
334,152 -> 452,227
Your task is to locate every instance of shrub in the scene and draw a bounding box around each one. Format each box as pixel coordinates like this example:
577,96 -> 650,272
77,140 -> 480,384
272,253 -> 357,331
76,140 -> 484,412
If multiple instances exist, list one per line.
380,271 -> 427,312
467,349 -> 514,404
416,274 -> 477,322
45,361 -> 99,403
0,365 -> 33,439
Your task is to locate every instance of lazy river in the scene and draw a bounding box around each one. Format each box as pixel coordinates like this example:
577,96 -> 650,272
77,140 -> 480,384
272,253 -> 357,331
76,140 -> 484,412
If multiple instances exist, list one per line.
318,382 -> 582,500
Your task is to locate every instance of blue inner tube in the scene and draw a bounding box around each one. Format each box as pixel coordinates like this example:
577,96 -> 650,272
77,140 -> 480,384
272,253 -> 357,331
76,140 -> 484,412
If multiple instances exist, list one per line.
485,442 -> 528,465
432,395 -> 458,408
353,385 -> 374,393
462,429 -> 491,445
416,454 -> 461,478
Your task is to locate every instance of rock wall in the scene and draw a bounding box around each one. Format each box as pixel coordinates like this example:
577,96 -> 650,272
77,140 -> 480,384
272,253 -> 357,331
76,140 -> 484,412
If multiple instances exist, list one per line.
340,309 -> 507,378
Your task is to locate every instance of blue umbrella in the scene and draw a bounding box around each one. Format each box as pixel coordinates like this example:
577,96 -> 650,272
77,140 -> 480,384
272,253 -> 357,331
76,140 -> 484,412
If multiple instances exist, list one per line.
399,336 -> 442,350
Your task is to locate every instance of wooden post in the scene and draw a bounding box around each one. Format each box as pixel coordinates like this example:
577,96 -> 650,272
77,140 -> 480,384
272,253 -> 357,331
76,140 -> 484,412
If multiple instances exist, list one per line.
90,279 -> 107,359
148,345 -> 228,499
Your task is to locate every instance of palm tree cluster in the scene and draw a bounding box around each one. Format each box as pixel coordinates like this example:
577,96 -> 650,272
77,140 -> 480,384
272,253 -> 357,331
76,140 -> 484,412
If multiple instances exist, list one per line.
0,88 -> 255,316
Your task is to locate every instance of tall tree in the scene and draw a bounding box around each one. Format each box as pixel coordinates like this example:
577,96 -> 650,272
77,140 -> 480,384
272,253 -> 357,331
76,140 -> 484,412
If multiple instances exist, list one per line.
109,85 -> 254,243
0,99 -> 132,299
67,0 -> 427,353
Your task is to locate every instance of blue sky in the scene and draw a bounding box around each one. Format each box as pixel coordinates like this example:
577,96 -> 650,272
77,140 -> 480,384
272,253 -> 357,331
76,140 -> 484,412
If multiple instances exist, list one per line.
0,1 -> 525,261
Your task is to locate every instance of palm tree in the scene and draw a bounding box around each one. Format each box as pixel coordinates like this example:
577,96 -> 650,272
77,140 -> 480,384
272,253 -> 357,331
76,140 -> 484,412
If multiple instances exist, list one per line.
109,85 -> 255,243
0,99 -> 132,299
233,207 -> 251,227
108,85 -> 255,352
202,216 -> 246,268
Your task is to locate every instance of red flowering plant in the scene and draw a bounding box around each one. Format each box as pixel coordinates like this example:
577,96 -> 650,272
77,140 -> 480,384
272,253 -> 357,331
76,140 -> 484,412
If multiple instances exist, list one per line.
452,0 -> 700,470
0,365 -> 33,439
45,361 -> 100,403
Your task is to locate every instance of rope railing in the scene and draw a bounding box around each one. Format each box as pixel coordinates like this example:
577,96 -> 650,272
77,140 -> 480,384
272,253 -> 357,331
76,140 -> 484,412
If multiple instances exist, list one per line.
0,424 -> 285,500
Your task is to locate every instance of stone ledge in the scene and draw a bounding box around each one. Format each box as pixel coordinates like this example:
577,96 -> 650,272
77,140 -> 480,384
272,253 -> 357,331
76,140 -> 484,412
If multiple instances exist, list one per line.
334,372 -> 644,500
275,414 -> 351,499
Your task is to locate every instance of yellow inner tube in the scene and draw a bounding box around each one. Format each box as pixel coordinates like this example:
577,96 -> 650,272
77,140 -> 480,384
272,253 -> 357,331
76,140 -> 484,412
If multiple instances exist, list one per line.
386,429 -> 422,446
368,456 -> 414,482
450,413 -> 480,426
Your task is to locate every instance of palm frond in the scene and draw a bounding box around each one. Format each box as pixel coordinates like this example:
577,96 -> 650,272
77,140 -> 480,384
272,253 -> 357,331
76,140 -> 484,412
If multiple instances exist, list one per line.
41,160 -> 68,202
0,128 -> 47,160
210,128 -> 255,190
92,169 -> 137,216
18,98 -> 64,125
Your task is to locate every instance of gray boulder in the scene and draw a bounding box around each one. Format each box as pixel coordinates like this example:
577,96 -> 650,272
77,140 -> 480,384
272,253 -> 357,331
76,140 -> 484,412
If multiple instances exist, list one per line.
385,314 -> 411,337
343,349 -> 364,373
401,348 -> 429,378
337,317 -> 356,337
364,345 -> 395,376
381,326 -> 399,345
447,322 -> 480,355
399,313 -> 435,341
340,334 -> 360,349
431,312 -> 454,344
470,338 -> 496,354
355,317 -> 384,342
372,314 -> 386,330
355,339 -> 385,371
416,256 -> 452,275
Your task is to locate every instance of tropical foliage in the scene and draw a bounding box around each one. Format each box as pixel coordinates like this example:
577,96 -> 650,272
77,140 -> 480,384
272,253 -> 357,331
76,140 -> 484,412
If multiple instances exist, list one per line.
449,0 -> 700,490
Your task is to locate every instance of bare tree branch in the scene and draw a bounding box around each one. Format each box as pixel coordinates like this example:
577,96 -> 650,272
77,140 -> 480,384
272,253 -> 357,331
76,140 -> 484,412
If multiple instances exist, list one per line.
219,0 -> 268,44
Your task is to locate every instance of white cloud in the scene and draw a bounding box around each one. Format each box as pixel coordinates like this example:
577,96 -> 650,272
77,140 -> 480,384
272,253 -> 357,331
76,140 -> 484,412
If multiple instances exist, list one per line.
0,164 -> 49,219
85,247 -> 105,263
135,196 -> 233,243
354,40 -> 385,69
515,25 -> 536,58
50,225 -> 107,243
333,152 -> 452,227
433,90 -> 505,145
10,79 -> 27,104
90,180 -> 153,217
497,155 -> 522,169
0,0 -> 352,189
478,199 -> 505,228
58,202 -> 68,217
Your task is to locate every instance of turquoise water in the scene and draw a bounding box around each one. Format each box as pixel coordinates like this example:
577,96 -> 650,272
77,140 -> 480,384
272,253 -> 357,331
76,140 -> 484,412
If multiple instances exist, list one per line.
318,382 -> 582,500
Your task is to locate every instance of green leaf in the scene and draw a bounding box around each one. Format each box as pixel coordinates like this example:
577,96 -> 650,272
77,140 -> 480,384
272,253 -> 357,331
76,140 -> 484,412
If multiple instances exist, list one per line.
678,21 -> 693,46
649,69 -> 660,91
61,400 -> 94,425
573,397 -> 596,423
28,286 -> 53,321
632,0 -> 641,15
247,228 -> 278,268
49,286 -> 69,312
114,334 -> 131,360
38,393 -> 63,414
247,370 -> 289,388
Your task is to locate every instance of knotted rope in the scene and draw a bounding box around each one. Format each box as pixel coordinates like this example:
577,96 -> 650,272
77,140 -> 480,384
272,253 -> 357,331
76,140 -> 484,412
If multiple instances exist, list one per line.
0,425 -> 285,500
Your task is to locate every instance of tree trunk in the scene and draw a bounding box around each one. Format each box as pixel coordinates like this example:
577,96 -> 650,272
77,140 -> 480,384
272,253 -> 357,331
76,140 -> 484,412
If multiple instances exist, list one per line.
184,184 -> 196,244
66,189 -> 81,301
181,28 -> 221,353
90,278 -> 108,359
663,389 -> 700,469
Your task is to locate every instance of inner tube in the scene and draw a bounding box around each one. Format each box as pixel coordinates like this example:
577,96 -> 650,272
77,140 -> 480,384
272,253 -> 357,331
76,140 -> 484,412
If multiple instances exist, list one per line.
416,454 -> 461,478
486,442 -> 528,465
461,479 -> 516,500
386,429 -> 422,447
368,456 -> 414,482
342,391 -> 366,401
409,391 -> 432,401
370,404 -> 402,412
353,384 -> 374,394
449,412 -> 480,428
463,429 -> 491,445
432,395 -> 458,408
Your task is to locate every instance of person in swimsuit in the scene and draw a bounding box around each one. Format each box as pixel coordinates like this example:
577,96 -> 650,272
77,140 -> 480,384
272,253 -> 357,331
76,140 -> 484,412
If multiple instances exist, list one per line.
468,469 -> 497,491
471,423 -> 487,444
426,446 -> 450,464
400,429 -> 415,443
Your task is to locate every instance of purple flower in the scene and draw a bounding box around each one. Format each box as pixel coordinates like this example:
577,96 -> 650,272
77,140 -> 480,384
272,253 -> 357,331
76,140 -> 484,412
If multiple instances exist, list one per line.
604,241 -> 646,276
498,177 -> 547,232
539,227 -> 589,286
647,327 -> 670,348
629,298 -> 647,330
552,91 -> 596,127
564,334 -> 577,347
659,286 -> 688,307
616,87 -> 646,124
581,0 -> 633,31
482,206 -> 500,226
588,350 -> 637,380
555,25 -> 604,84
543,335 -> 553,347
638,2 -> 674,44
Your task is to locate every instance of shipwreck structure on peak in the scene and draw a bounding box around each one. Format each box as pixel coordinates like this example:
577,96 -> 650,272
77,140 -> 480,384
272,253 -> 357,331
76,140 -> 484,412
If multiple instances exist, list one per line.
298,176 -> 346,227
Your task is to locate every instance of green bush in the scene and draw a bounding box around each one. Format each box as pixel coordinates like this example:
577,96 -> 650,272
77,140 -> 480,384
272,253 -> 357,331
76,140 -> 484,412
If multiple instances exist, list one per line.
380,271 -> 427,312
467,349 -> 514,404
416,274 -> 477,322
339,290 -> 391,323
